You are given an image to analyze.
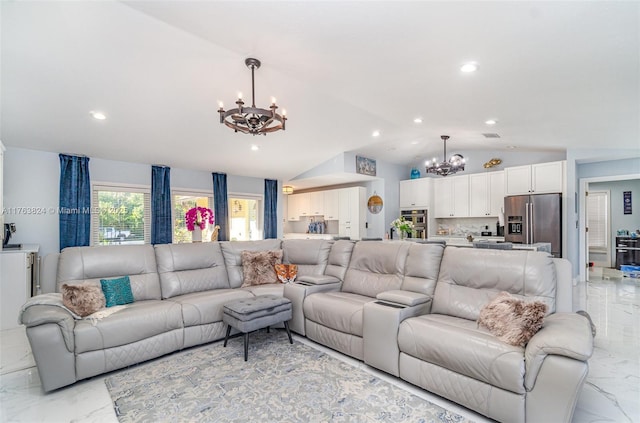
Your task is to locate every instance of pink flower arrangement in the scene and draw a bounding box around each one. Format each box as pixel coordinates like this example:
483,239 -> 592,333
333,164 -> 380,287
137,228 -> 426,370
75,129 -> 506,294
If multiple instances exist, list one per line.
185,207 -> 214,231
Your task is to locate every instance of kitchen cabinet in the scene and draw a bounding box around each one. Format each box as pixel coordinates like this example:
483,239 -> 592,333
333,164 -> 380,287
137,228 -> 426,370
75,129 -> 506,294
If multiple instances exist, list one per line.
469,171 -> 504,217
308,191 -> 324,216
505,161 -> 565,195
1,245 -> 39,330
433,175 -> 469,218
400,178 -> 432,209
338,187 -> 366,240
287,193 -> 306,221
323,189 -> 339,220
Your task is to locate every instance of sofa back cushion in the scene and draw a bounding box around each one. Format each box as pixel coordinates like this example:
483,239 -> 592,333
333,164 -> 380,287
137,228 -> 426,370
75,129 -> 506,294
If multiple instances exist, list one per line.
154,243 -> 230,299
220,240 -> 283,288
342,241 -> 411,298
282,239 -> 332,277
432,248 -> 557,320
402,243 -> 445,295
324,240 -> 355,280
57,245 -> 161,301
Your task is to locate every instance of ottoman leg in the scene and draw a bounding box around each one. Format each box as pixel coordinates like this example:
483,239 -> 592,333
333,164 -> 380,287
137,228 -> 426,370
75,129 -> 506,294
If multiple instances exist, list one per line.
244,332 -> 249,361
284,321 -> 293,344
223,325 -> 232,347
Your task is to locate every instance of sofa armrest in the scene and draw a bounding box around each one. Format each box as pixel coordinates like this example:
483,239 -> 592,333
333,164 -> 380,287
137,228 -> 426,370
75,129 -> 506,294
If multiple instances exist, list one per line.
297,275 -> 341,285
377,290 -> 431,307
21,305 -> 75,352
524,312 -> 594,390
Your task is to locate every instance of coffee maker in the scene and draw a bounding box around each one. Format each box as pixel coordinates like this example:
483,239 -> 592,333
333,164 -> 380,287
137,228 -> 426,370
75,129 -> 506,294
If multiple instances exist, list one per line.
3,223 -> 17,248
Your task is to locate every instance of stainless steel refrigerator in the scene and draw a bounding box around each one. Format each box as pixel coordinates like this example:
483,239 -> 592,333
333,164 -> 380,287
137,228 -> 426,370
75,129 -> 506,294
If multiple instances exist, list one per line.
504,193 -> 562,257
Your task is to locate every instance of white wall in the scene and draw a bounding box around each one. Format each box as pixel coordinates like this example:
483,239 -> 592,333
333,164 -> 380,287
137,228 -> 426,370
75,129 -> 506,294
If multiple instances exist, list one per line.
3,147 -> 274,257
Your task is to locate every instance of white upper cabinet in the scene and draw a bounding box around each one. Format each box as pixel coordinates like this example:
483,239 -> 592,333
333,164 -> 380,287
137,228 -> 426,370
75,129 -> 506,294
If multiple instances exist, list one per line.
505,161 -> 565,195
323,189 -> 339,220
433,175 -> 469,218
469,171 -> 504,217
286,194 -> 302,221
308,191 -> 324,216
399,178 -> 432,209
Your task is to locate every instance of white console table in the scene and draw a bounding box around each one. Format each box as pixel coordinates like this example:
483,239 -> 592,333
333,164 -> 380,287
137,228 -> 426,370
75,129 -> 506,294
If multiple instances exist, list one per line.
0,244 -> 39,330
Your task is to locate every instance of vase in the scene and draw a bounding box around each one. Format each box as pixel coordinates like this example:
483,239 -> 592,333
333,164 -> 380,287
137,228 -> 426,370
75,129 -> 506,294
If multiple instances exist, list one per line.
192,227 -> 202,242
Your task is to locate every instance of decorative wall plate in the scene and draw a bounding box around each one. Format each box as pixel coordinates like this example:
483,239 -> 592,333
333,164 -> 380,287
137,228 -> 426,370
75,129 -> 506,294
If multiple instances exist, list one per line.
367,194 -> 383,214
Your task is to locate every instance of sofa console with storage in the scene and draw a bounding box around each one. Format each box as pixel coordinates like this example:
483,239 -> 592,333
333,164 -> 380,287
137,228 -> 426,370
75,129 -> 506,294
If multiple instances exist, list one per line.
20,239 -> 593,423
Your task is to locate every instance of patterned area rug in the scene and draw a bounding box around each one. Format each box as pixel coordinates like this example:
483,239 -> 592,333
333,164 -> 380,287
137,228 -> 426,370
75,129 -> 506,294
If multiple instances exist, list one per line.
105,330 -> 471,422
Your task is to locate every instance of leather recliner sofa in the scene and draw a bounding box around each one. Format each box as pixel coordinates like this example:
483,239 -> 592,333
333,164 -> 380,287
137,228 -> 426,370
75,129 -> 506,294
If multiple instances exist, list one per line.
20,239 -> 593,423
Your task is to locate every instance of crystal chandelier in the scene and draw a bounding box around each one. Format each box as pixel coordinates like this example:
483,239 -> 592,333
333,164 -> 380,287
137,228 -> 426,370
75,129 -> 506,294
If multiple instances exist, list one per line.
425,135 -> 466,176
218,58 -> 287,135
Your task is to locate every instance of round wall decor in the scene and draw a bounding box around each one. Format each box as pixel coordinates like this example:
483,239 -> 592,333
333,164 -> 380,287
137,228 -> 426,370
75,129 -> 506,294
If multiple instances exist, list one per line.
367,194 -> 383,214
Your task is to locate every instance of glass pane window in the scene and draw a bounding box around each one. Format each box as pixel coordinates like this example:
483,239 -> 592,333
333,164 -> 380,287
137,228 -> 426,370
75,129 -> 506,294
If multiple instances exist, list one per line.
229,196 -> 262,241
91,186 -> 150,246
173,193 -> 214,243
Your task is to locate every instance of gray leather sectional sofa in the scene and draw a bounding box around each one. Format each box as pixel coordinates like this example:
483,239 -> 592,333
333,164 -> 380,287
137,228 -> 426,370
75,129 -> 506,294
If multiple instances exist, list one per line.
20,239 -> 593,423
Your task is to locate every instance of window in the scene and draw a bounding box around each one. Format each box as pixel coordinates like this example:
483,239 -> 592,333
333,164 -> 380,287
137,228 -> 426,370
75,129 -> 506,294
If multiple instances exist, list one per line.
229,194 -> 262,241
587,190 -> 609,251
172,191 -> 214,243
91,184 -> 151,246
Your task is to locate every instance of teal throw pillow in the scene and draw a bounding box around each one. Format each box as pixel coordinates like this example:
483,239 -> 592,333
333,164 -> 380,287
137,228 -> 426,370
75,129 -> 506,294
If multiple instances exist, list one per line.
100,276 -> 134,307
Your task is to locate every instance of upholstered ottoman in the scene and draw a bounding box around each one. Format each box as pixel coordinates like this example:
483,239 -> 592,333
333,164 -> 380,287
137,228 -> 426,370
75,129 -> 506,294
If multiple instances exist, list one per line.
223,295 -> 293,361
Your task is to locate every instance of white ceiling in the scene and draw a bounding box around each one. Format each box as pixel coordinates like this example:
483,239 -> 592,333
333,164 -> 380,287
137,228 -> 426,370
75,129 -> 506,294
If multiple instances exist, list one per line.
2,1 -> 638,188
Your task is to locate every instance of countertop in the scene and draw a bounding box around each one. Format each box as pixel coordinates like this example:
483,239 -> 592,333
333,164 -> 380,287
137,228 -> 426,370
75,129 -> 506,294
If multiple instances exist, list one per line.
0,244 -> 40,254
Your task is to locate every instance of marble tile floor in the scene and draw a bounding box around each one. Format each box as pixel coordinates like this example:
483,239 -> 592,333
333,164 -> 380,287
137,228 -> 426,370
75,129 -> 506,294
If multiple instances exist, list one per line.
0,268 -> 637,423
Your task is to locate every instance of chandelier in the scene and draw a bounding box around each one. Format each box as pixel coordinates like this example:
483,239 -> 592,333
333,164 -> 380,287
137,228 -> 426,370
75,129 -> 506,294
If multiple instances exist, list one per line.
425,135 -> 466,177
218,58 -> 286,136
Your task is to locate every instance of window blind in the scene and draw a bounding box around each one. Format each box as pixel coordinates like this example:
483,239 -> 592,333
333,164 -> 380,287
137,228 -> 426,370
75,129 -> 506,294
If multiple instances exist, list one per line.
587,191 -> 608,251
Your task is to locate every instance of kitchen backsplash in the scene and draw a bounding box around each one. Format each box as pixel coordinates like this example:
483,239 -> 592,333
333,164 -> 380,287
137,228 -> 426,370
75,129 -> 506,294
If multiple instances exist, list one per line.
436,217 -> 502,237
284,216 -> 339,235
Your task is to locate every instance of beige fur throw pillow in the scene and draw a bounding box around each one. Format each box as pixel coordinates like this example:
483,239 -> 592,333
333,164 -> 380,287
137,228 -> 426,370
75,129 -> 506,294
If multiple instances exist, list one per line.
477,291 -> 548,347
241,250 -> 283,287
61,283 -> 106,317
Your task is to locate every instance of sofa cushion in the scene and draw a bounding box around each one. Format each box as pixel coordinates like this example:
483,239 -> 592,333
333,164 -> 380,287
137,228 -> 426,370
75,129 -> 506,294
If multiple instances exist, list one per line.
154,243 -> 230,299
432,248 -> 557,321
61,283 -> 105,317
324,240 -> 355,281
220,240 -> 283,288
303,291 -> 373,337
168,289 -> 253,327
100,276 -> 134,307
242,283 -> 285,297
398,314 -> 526,394
478,291 -> 548,347
241,250 -> 283,287
401,243 -> 445,295
74,300 -> 183,354
282,239 -> 331,277
57,245 -> 161,301
341,241 -> 411,298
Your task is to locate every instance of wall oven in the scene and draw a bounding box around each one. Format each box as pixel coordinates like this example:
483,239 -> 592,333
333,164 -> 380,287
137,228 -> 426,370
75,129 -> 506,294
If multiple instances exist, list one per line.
400,209 -> 428,240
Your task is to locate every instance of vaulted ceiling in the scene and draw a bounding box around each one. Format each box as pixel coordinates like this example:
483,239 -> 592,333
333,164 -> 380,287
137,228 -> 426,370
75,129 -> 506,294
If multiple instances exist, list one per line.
2,1 -> 638,185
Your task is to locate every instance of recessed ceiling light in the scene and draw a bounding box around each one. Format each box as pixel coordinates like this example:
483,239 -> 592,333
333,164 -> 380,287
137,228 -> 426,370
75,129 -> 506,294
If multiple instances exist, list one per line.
251,145 -> 259,151
414,117 -> 423,124
90,111 -> 106,120
507,145 -> 517,149
485,119 -> 497,125
460,62 -> 478,73
411,140 -> 419,145
372,130 -> 380,137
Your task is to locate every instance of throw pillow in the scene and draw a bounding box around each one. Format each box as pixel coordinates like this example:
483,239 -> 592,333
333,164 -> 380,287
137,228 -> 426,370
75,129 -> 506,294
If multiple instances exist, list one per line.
477,291 -> 548,347
241,250 -> 283,287
275,264 -> 298,284
61,283 -> 106,317
100,276 -> 135,308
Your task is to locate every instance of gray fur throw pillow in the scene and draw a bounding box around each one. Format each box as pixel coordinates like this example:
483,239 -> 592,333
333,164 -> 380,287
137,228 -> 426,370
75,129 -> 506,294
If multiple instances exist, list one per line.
241,250 -> 283,287
61,283 -> 106,317
477,291 -> 548,347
